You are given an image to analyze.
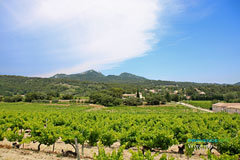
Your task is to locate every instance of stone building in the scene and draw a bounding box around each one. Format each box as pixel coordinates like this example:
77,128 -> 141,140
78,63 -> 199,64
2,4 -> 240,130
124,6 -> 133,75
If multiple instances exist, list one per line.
122,92 -> 144,99
212,103 -> 240,114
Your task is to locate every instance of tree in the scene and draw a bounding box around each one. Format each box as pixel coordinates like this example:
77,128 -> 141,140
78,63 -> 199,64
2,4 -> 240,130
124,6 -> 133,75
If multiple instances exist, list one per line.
224,92 -> 237,102
100,94 -> 114,106
46,91 -> 60,100
61,94 -> 73,100
123,97 -> 142,106
160,97 -> 167,104
172,94 -> 180,102
110,88 -> 124,98
89,93 -> 102,104
4,96 -> 14,102
90,91 -> 122,106
25,92 -> 47,102
3,95 -> 23,102
146,95 -> 160,105
165,92 -> 172,102
136,90 -> 140,98
113,98 -> 123,106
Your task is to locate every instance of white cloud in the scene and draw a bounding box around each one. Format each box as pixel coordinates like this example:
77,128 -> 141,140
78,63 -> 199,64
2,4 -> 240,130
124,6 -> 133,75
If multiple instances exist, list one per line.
3,0 -> 185,77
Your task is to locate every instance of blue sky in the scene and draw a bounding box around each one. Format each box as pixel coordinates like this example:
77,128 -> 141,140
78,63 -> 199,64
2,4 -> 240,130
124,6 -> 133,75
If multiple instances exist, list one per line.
0,0 -> 239,84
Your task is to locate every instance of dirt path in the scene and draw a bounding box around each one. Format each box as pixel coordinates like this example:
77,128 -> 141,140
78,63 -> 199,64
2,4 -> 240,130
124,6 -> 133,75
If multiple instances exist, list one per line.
177,102 -> 213,113
0,148 -> 71,160
85,104 -> 105,112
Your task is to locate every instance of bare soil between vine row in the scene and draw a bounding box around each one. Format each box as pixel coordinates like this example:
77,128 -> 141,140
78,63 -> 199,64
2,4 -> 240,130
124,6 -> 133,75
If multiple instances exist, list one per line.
0,139 -> 220,160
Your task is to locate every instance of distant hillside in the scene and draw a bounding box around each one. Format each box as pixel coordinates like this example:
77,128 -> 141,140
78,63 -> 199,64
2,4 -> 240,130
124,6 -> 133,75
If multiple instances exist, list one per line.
52,70 -> 148,83
0,70 -> 236,96
0,75 -> 90,96
52,70 -> 106,82
0,75 -> 140,96
235,82 -> 240,86
51,70 -> 218,87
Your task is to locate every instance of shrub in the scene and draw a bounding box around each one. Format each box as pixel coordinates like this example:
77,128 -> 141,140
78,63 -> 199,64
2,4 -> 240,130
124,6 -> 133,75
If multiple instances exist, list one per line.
90,93 -> 122,106
172,94 -> 180,102
70,100 -> 76,103
52,99 -> 59,103
113,98 -> 123,106
25,92 -> 47,102
161,97 -> 167,104
146,95 -> 160,105
3,95 -> 23,102
61,94 -> 73,100
123,97 -> 142,106
4,96 -> 14,102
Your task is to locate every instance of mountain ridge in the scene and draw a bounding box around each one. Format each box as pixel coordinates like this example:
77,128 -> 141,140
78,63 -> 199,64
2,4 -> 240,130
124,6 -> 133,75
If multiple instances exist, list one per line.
51,70 -> 148,83
0,71 -> 238,96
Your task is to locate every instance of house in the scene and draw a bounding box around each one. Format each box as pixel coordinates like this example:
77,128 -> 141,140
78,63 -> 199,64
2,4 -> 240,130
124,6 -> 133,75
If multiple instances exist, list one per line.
195,88 -> 206,95
199,92 -> 206,95
212,103 -> 240,114
173,90 -> 179,94
122,92 -> 144,99
122,94 -> 136,98
149,89 -> 157,93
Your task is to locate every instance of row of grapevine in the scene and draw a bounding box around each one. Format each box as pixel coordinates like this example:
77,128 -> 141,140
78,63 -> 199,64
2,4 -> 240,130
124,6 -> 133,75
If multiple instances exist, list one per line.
0,108 -> 240,159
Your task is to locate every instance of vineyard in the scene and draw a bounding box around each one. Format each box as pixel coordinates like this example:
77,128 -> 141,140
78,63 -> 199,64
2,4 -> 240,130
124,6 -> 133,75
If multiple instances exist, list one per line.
0,102 -> 240,160
183,101 -> 213,110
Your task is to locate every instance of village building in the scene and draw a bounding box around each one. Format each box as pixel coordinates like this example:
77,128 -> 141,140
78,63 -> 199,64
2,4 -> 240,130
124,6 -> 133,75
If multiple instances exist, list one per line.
149,89 -> 157,93
122,94 -> 136,98
58,100 -> 70,103
212,103 -> 240,114
195,88 -> 206,95
173,90 -> 179,94
122,92 -> 144,99
186,96 -> 191,100
199,92 -> 206,95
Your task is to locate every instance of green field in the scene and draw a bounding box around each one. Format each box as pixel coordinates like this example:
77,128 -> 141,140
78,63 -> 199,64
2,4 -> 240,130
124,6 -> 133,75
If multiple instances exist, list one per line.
0,102 -> 239,160
0,102 -> 91,112
184,100 -> 213,110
